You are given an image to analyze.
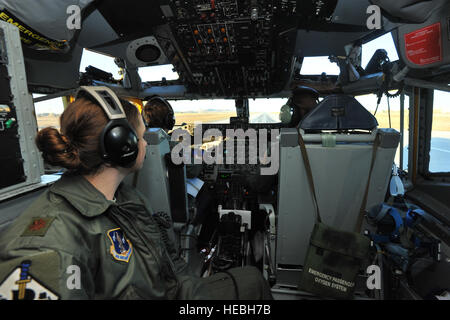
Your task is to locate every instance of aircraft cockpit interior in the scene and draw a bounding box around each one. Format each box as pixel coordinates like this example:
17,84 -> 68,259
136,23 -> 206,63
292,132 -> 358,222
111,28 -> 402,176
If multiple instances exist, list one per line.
0,0 -> 449,301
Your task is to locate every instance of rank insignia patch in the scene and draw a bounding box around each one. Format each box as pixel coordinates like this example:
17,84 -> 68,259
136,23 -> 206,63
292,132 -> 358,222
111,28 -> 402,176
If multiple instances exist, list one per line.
107,228 -> 133,263
21,217 -> 55,237
0,260 -> 59,300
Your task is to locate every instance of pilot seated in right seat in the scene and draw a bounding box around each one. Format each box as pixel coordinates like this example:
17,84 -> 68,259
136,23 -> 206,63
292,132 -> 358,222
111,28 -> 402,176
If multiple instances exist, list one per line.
279,85 -> 320,127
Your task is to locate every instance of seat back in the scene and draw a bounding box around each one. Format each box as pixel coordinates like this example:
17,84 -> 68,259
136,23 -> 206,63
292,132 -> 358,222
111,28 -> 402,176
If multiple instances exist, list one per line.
275,95 -> 400,287
124,128 -> 188,223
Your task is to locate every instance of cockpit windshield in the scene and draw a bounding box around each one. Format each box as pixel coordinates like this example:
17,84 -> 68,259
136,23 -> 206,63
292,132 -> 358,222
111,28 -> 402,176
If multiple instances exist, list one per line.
169,99 -> 236,125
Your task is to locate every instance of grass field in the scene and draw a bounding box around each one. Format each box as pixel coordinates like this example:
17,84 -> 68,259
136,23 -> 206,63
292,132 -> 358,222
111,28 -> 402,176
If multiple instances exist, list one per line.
174,112 -> 236,125
37,110 -> 450,132
37,114 -> 60,129
374,110 -> 450,132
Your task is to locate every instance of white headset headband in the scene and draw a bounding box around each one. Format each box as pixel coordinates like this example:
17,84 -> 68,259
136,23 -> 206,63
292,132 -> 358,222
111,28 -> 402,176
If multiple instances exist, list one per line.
77,86 -> 126,121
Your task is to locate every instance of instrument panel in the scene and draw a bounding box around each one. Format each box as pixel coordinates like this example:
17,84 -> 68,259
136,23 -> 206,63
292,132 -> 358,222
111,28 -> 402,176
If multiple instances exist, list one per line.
192,122 -> 283,183
165,0 -> 300,97
96,0 -> 340,98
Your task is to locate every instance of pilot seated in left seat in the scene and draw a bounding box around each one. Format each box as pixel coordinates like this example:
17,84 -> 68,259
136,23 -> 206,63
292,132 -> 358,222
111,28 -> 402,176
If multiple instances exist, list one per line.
143,96 -> 176,134
0,87 -> 272,300
142,96 -> 203,179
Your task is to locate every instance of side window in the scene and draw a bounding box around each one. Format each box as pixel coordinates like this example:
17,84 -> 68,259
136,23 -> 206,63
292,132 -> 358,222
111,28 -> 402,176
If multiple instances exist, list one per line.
300,56 -> 340,75
138,64 -> 179,82
361,32 -> 399,68
33,95 -> 65,130
356,93 -> 409,170
79,49 -> 121,79
429,90 -> 450,173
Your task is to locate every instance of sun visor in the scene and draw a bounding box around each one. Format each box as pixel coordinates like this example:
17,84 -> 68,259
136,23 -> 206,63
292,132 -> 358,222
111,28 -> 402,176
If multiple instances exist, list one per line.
394,1 -> 450,69
299,95 -> 378,131
0,0 -> 94,52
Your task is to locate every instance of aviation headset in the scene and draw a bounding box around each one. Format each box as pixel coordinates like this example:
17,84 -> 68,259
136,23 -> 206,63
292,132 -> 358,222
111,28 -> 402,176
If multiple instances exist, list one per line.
145,96 -> 175,131
279,87 -> 320,124
76,86 -> 139,168
279,98 -> 294,124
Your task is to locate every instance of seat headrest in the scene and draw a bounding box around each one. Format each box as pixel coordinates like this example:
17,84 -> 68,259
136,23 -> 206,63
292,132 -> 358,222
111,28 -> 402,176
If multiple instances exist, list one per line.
299,94 -> 378,131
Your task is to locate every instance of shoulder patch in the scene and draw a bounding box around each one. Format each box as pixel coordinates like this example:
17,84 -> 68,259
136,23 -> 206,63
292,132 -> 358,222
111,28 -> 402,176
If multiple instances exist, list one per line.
0,260 -> 59,300
21,217 -> 55,237
107,228 -> 133,263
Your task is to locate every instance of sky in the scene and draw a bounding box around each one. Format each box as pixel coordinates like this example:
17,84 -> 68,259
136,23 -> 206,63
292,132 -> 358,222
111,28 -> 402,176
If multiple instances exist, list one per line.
33,32 -> 449,115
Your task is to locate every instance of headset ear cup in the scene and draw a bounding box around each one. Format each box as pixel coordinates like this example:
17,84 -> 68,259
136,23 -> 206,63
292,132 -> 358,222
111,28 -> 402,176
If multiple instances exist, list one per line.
164,104 -> 175,130
77,86 -> 139,168
279,104 -> 292,124
166,111 -> 175,130
102,120 -> 139,168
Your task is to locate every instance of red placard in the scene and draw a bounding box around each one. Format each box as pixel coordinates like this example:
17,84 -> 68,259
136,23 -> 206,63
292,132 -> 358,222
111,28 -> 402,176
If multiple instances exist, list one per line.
404,22 -> 442,66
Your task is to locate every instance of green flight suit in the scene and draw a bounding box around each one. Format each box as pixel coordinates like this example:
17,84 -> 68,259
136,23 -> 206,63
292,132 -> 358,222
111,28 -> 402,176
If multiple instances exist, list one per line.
0,174 -> 272,300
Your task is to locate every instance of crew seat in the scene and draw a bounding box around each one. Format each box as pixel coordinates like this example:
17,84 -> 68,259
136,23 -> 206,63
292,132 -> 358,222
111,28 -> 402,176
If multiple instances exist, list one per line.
123,128 -> 193,261
275,94 -> 400,288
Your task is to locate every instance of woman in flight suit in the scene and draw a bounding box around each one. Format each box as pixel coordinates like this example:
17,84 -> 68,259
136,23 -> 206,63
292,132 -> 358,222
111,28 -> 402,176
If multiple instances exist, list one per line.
0,87 -> 272,300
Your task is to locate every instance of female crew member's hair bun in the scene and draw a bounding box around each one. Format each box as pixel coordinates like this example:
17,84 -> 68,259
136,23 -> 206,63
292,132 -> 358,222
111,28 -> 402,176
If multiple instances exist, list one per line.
36,127 -> 81,169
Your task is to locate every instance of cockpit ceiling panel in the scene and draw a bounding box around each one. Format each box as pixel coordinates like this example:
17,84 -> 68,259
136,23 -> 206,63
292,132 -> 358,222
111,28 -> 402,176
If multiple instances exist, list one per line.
77,10 -> 120,49
163,0 -> 303,98
2,0 -> 428,93
330,0 -> 373,26
295,30 -> 370,57
0,0 -> 94,52
96,0 -> 166,38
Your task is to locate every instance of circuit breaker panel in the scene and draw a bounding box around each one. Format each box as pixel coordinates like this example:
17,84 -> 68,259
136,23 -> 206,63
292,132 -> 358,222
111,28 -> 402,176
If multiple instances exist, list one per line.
0,20 -> 43,200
